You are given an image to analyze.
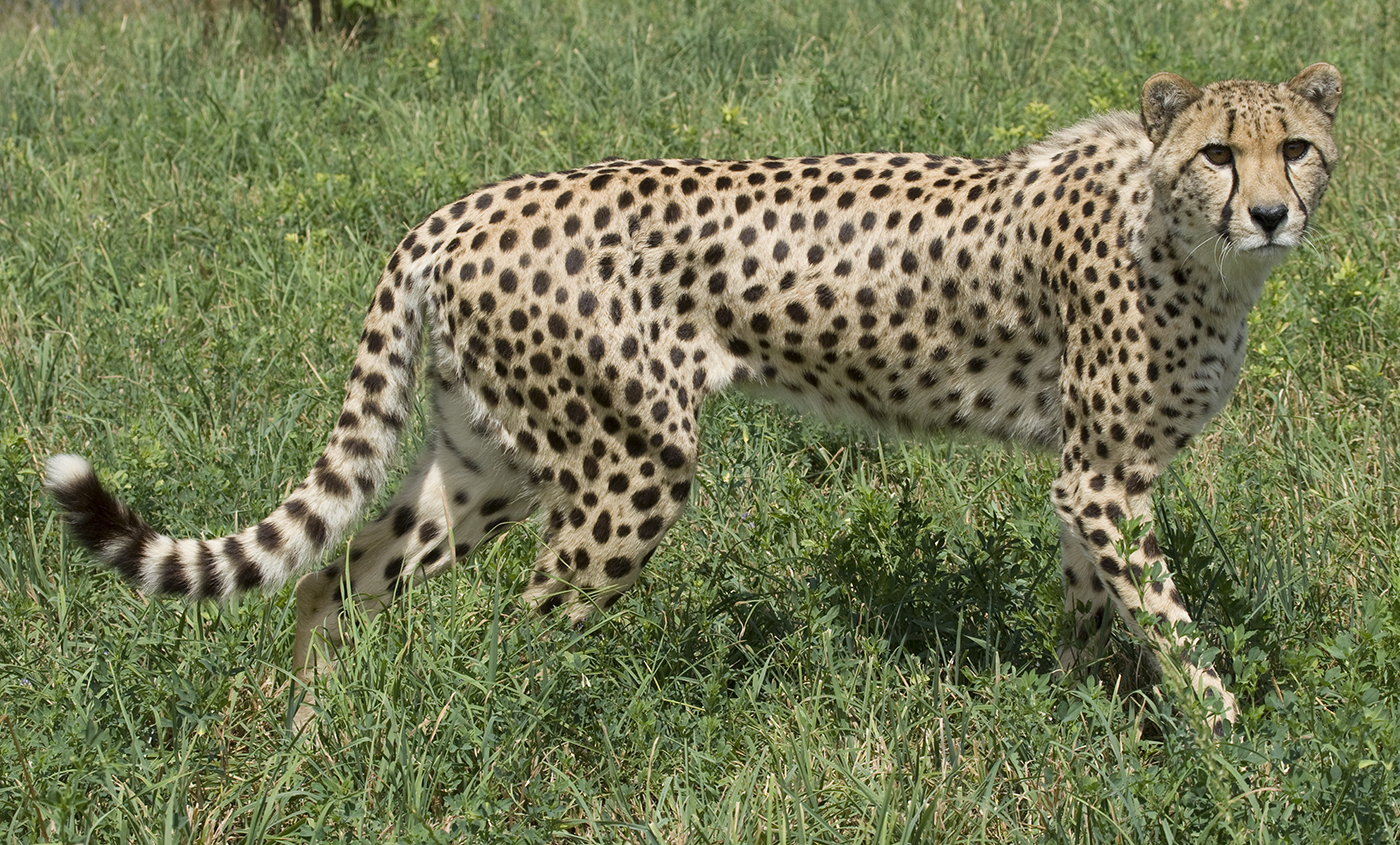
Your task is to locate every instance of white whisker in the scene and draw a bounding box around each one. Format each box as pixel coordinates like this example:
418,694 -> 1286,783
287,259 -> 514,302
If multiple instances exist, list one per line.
1187,233 -> 1223,263
1216,239 -> 1231,281
1299,232 -> 1324,260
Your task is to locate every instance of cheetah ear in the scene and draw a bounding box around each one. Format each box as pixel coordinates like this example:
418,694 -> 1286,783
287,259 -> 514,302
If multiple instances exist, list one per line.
1140,73 -> 1202,146
1285,62 -> 1343,122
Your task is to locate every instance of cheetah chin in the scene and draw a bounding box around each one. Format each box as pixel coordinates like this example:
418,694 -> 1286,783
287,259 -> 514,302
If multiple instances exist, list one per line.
48,63 -> 1342,734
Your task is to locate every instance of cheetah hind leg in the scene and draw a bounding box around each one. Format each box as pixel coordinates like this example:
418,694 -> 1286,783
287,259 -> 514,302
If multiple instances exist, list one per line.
290,417 -> 535,732
522,448 -> 697,628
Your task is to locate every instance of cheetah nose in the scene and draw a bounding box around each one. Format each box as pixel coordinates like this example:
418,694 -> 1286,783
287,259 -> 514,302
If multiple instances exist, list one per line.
1249,204 -> 1289,236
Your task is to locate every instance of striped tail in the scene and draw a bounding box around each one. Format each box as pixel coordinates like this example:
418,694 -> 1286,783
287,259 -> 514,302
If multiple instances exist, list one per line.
46,232 -> 431,599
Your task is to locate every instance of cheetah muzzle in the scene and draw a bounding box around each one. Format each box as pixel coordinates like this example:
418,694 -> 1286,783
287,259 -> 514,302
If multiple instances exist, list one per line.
47,64 -> 1343,734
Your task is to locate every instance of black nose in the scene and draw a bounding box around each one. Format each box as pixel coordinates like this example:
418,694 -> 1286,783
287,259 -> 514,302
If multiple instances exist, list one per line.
1250,204 -> 1289,236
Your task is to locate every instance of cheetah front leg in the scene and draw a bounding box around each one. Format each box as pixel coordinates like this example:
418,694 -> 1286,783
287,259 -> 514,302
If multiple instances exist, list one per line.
1055,521 -> 1113,676
1052,462 -> 1237,732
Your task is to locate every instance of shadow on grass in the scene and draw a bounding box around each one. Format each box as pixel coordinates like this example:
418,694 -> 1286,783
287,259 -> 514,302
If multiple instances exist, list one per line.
686,486 -> 1063,692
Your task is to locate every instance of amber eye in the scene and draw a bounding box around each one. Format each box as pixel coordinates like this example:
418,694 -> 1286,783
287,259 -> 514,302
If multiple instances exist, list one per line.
1201,145 -> 1234,166
1282,139 -> 1312,161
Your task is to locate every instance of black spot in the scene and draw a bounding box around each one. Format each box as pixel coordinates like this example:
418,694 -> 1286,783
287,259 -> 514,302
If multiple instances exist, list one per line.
593,511 -> 613,543
315,465 -> 351,498
223,537 -> 259,590
383,556 -> 406,584
480,497 -> 511,516
659,445 -> 686,468
637,516 -> 665,541
421,545 -> 445,568
295,511 -> 327,547
255,520 -> 282,551
392,505 -> 416,537
565,248 -> 585,275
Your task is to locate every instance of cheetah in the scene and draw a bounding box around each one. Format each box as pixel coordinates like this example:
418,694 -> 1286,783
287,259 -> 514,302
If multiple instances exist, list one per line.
46,64 -> 1342,731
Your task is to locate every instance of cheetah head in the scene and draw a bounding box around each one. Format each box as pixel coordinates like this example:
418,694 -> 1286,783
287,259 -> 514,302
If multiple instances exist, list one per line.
1140,63 -> 1342,272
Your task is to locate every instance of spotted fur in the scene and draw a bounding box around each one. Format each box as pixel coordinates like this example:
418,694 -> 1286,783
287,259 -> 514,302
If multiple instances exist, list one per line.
47,65 -> 1342,730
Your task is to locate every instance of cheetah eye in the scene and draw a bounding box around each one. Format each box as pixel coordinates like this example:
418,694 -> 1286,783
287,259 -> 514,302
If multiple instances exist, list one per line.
1200,145 -> 1233,166
1282,139 -> 1312,161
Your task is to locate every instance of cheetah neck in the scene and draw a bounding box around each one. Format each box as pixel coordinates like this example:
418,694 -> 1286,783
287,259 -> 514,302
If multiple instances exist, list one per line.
1137,203 -> 1283,327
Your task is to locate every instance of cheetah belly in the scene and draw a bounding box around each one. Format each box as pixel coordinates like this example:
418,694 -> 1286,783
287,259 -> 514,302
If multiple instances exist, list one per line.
711,268 -> 1066,448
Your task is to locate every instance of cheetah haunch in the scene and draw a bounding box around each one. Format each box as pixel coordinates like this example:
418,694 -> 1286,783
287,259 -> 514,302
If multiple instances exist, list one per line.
48,64 -> 1342,732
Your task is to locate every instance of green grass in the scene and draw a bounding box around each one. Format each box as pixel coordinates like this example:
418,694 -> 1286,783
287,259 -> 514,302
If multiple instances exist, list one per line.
2,0 -> 1399,840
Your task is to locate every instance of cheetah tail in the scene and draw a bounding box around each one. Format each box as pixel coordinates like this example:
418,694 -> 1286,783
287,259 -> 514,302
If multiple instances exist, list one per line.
45,255 -> 427,599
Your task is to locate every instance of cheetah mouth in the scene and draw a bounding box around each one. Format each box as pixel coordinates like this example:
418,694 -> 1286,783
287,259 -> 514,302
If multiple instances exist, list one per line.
1232,232 -> 1299,255
1225,242 -> 1296,273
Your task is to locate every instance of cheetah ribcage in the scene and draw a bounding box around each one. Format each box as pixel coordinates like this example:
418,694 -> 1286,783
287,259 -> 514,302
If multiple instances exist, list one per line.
47,64 -> 1343,732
